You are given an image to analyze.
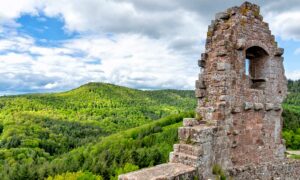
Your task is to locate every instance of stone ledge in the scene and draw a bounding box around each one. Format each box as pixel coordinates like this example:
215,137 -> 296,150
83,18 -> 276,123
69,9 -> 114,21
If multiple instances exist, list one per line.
227,159 -> 300,179
170,152 -> 200,167
183,118 -> 200,127
173,144 -> 203,156
118,163 -> 196,180
178,125 -> 217,144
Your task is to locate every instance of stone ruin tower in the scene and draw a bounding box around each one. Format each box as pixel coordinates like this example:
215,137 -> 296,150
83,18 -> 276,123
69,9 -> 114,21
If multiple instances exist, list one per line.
120,2 -> 300,179
182,1 -> 288,170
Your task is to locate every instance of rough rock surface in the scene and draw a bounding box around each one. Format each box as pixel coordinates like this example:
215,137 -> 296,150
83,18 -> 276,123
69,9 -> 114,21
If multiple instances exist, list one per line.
228,160 -> 300,179
118,163 -> 196,180
119,2 -> 300,179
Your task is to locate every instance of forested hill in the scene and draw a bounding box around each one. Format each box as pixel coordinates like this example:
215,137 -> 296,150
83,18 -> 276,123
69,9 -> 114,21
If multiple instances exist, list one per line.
0,82 -> 196,131
0,82 -> 196,179
287,79 -> 300,93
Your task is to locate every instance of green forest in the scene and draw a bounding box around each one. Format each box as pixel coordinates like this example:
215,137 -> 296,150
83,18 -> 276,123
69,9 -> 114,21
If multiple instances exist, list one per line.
0,81 -> 299,179
282,80 -> 300,149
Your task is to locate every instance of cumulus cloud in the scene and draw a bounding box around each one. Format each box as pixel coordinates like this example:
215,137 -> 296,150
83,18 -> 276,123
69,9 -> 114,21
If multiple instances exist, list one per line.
0,0 -> 300,94
0,32 -> 198,94
40,0 -> 207,58
265,11 -> 300,41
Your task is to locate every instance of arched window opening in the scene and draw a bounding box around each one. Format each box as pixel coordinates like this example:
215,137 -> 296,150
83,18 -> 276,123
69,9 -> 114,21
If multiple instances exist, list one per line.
245,46 -> 269,90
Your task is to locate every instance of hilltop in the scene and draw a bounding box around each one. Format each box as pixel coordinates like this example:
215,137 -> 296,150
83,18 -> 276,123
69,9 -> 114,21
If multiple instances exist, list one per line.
0,82 -> 196,123
0,82 -> 196,179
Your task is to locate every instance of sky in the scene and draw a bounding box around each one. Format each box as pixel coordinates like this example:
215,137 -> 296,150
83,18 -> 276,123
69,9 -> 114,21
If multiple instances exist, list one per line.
0,0 -> 300,95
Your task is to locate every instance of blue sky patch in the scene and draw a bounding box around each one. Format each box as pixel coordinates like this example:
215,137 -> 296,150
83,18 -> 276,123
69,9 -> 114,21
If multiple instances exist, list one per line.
16,14 -> 78,45
277,38 -> 300,72
86,59 -> 102,65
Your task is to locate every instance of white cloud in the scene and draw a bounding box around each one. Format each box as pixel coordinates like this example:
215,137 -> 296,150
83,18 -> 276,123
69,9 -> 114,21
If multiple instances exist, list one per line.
0,0 -> 41,18
286,71 -> 300,80
265,11 -> 300,41
0,32 -> 199,93
0,0 -> 300,94
0,0 -> 299,42
0,35 -> 34,52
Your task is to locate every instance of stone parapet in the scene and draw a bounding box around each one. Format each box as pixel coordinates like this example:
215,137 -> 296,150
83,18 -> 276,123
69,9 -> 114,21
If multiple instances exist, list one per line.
118,163 -> 196,180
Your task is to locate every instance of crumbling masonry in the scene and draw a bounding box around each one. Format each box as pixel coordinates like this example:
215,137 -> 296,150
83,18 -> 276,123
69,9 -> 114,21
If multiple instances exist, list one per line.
119,2 -> 300,179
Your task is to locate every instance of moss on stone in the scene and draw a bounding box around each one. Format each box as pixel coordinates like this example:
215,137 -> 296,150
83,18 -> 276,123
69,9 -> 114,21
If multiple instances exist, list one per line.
212,164 -> 226,180
253,9 -> 260,18
195,113 -> 202,121
240,6 -> 249,16
186,135 -> 192,144
207,31 -> 213,37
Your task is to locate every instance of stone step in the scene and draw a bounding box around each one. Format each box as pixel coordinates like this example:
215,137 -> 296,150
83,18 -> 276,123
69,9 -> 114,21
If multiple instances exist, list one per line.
173,144 -> 203,157
118,163 -> 196,180
183,118 -> 208,127
178,125 -> 217,144
170,152 -> 201,167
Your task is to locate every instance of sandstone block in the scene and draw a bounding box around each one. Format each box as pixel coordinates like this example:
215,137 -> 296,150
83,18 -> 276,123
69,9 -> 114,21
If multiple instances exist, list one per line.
171,152 -> 201,167
195,80 -> 206,89
254,103 -> 264,110
232,107 -> 241,113
183,118 -> 200,127
201,53 -> 208,60
273,104 -> 282,111
195,89 -> 206,98
236,38 -> 246,50
275,48 -> 284,56
232,141 -> 238,148
178,126 -> 216,144
216,50 -> 227,57
173,144 -> 203,157
244,102 -> 253,110
219,95 -> 230,101
233,130 -> 239,136
217,101 -> 226,108
118,163 -> 196,180
215,12 -> 230,20
207,107 -> 216,113
198,59 -> 205,68
265,103 -> 273,111
217,62 -> 230,71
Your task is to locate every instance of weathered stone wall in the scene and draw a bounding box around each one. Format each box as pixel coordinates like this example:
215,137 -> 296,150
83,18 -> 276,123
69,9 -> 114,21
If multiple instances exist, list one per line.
228,160 -> 300,180
119,2 -> 299,179
195,1 -> 287,168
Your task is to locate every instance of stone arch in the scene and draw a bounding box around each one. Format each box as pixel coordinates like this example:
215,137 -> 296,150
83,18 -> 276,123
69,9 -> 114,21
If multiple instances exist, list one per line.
244,40 -> 272,56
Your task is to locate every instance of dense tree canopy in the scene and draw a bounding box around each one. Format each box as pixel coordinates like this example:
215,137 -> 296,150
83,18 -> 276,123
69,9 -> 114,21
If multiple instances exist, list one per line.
282,80 -> 300,149
0,83 -> 196,179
